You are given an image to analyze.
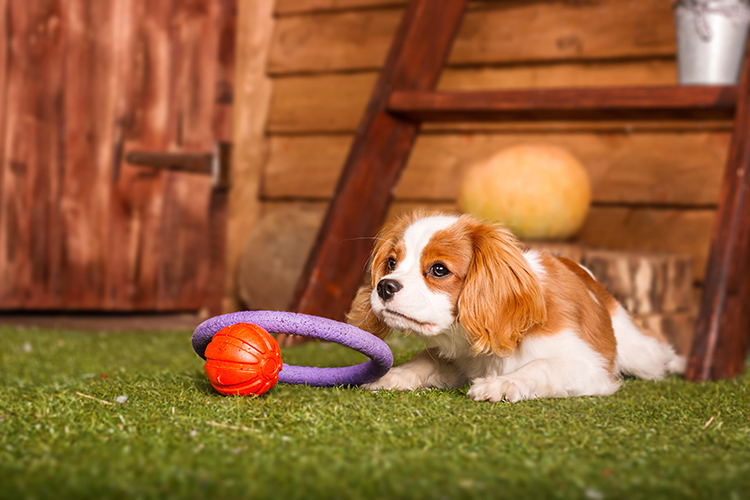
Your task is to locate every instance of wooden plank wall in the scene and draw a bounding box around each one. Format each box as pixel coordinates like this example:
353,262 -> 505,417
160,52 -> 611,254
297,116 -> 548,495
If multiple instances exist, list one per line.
243,0 -> 729,294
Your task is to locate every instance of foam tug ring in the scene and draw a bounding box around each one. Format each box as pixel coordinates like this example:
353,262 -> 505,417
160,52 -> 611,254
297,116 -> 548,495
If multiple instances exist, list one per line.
192,311 -> 393,395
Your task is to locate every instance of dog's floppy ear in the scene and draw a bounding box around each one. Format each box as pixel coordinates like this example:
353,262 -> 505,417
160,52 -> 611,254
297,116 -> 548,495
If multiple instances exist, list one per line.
458,221 -> 547,356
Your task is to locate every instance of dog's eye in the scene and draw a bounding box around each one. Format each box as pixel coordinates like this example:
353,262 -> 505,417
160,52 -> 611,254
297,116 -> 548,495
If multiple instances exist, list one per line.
387,258 -> 397,271
429,263 -> 451,278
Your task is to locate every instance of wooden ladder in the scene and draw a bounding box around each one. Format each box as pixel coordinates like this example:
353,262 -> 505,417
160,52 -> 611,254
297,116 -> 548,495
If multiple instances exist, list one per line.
285,0 -> 750,381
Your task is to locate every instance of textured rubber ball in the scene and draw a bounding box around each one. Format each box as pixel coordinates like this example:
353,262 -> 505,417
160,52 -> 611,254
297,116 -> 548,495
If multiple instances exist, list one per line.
204,323 -> 282,396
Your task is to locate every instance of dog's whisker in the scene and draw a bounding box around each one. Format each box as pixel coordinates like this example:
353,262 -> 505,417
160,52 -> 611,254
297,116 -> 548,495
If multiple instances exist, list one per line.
340,236 -> 390,244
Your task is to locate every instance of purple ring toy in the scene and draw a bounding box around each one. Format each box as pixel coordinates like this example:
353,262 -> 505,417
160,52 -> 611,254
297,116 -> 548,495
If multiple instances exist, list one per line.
192,311 -> 393,387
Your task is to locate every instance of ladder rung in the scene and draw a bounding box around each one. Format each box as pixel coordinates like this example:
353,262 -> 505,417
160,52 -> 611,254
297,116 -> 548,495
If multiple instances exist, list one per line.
387,86 -> 738,122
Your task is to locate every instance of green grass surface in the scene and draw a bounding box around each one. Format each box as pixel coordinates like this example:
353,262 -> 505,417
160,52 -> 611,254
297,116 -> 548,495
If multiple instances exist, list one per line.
1,325 -> 749,500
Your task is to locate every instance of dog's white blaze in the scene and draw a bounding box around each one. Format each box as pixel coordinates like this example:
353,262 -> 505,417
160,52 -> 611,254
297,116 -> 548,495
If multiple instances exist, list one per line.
371,215 -> 459,335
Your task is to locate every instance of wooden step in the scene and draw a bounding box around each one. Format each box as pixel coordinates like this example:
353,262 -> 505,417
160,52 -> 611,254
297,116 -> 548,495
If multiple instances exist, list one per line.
387,86 -> 737,122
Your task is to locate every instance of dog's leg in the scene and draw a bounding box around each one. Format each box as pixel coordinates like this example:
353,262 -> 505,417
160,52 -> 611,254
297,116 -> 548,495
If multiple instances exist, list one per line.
467,358 -> 620,403
362,348 -> 465,391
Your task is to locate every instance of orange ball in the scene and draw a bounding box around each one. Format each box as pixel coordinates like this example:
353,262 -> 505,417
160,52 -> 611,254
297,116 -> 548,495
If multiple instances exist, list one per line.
204,323 -> 282,396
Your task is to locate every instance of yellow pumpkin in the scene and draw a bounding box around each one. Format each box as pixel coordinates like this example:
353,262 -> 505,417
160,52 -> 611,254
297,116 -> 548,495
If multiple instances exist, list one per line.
458,144 -> 591,240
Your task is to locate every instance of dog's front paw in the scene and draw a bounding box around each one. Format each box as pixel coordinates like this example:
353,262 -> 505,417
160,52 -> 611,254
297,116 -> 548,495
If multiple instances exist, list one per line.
468,376 -> 534,403
361,366 -> 423,391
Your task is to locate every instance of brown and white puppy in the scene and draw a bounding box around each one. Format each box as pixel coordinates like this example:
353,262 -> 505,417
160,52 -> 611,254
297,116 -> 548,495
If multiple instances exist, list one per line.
350,212 -> 685,402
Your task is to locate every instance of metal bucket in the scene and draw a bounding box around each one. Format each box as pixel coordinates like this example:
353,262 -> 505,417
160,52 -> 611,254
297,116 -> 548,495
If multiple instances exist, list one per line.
675,0 -> 750,84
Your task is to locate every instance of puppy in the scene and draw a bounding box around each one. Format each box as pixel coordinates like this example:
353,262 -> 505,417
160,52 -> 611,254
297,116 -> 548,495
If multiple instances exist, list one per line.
350,212 -> 685,402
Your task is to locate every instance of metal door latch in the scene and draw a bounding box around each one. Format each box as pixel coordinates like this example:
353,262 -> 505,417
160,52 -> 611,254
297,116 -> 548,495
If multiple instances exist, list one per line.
124,142 -> 232,191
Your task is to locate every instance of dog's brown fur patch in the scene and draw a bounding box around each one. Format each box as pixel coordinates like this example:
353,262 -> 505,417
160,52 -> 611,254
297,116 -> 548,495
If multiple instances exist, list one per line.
526,256 -> 618,372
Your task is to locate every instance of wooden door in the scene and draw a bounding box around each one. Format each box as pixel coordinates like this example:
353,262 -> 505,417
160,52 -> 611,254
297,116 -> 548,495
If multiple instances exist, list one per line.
0,0 -> 236,312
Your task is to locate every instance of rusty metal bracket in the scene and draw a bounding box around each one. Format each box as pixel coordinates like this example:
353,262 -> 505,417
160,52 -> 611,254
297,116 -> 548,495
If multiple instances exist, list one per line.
124,142 -> 232,191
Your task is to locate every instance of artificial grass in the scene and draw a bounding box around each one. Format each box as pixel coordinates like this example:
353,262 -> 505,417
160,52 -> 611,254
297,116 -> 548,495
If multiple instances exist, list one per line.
0,325 -> 748,500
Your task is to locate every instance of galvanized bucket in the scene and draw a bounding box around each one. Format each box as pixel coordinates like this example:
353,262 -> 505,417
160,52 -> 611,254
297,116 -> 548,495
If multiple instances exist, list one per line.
675,0 -> 750,84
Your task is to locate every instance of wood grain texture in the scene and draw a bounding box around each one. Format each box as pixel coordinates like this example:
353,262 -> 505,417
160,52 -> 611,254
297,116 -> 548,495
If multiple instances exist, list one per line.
263,132 -> 729,206
287,0 -> 469,332
578,207 -> 714,283
58,0 -> 118,309
580,249 -> 694,315
225,0 -> 274,312
261,200 -> 456,235
388,86 -> 737,123
0,0 -> 8,306
0,0 -> 235,312
103,0 -> 236,312
0,0 -> 65,308
688,40 -> 750,381
524,242 -> 695,315
206,0 -> 237,315
269,1 -> 674,74
156,0 -> 220,310
275,0 -> 404,15
107,0 -> 172,309
269,60 -> 693,134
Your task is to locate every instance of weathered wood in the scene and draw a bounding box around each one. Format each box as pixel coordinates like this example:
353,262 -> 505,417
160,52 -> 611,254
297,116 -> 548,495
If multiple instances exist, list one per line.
58,0 -> 121,309
580,249 -> 694,315
269,2 -> 674,74
263,132 -> 729,206
524,242 -> 696,315
107,0 -> 173,310
225,0 -> 274,312
156,0 -> 222,311
269,60 -> 701,134
579,208 -> 714,283
437,61 -> 679,92
0,0 -> 9,306
687,40 -> 750,381
0,0 -> 235,312
205,0 -> 237,315
633,312 -> 695,357
387,87 -> 737,123
275,0 -> 404,15
286,0 -> 470,342
0,0 -> 65,309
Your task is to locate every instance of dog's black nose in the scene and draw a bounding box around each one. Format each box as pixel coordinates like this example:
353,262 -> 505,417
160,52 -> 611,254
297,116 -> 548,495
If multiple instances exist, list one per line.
377,279 -> 403,302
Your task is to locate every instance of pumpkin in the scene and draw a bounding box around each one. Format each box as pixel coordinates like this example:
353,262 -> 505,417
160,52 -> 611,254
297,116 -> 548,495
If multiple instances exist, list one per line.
458,144 -> 591,240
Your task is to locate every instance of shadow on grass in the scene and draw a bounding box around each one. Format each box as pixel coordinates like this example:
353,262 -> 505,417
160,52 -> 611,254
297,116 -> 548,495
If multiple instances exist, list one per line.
188,369 -> 217,395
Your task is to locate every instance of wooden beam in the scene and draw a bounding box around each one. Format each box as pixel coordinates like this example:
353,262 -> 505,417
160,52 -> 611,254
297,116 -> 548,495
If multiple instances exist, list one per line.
687,42 -> 750,381
275,0 -> 404,16
286,0 -> 469,339
224,0 -> 275,312
268,60 -> 704,134
387,87 -> 738,123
